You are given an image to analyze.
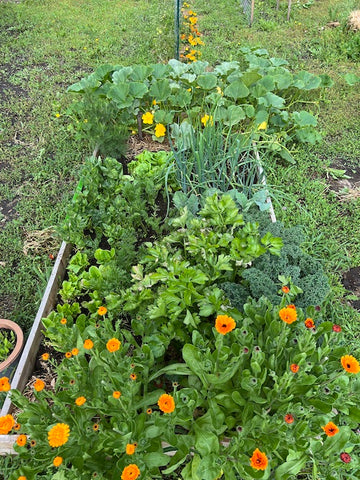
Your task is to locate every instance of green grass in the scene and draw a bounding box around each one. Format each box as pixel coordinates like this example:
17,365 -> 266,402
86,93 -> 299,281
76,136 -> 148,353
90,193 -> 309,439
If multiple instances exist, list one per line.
0,0 -> 359,340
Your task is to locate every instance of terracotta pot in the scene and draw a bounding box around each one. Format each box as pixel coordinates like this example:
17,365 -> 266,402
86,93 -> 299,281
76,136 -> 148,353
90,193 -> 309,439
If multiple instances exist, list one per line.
0,319 -> 24,373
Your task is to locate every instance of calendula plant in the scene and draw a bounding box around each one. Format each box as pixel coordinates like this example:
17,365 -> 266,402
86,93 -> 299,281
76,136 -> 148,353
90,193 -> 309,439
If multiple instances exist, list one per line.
6,292 -> 360,479
67,48 -> 332,159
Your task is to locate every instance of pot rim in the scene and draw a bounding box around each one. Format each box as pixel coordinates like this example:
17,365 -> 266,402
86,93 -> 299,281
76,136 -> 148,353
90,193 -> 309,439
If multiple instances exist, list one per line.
0,319 -> 24,374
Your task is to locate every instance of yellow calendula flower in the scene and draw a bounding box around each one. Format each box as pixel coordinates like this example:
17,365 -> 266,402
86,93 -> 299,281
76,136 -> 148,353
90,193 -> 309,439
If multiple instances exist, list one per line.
258,121 -> 268,131
154,123 -> 166,138
142,112 -> 154,125
189,16 -> 197,24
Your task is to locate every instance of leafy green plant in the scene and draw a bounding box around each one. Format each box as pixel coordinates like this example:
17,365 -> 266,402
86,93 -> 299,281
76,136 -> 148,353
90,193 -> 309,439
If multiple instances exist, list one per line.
0,329 -> 15,362
8,291 -> 360,479
67,48 -> 332,161
59,154 -> 167,256
221,216 -> 330,311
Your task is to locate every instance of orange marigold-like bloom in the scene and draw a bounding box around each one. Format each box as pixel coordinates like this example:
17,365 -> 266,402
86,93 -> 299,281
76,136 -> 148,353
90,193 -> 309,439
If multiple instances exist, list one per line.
0,377 -> 11,392
65,352 -> 72,359
48,423 -> 70,447
113,391 -> 121,399
250,448 -> 268,470
60,318 -> 67,325
279,307 -> 297,324
71,348 -> 79,356
126,443 -> 137,455
284,414 -> 294,424
281,286 -> 290,294
158,393 -> 175,413
53,456 -> 63,467
34,379 -> 45,392
41,353 -> 50,361
75,396 -> 86,406
215,314 -> 236,335
0,414 -> 15,434
304,318 -> 315,329
121,464 -> 140,480
332,324 -> 342,332
130,373 -> 137,380
341,355 -> 360,374
106,338 -> 121,353
290,363 -> 299,373
16,434 -> 27,446
154,123 -> 166,138
322,421 -> 339,436
97,306 -> 107,316
18,477 -> 27,480
146,408 -> 152,414
14,423 -> 21,431
93,423 -> 99,431
83,339 -> 94,350
30,440 -> 36,447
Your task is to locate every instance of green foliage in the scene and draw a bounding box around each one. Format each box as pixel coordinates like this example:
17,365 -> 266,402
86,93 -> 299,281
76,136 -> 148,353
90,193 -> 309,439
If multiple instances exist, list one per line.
117,194 -> 282,355
221,216 -> 330,311
59,154 -> 165,254
0,329 -> 15,362
68,48 -> 331,160
10,295 -> 360,479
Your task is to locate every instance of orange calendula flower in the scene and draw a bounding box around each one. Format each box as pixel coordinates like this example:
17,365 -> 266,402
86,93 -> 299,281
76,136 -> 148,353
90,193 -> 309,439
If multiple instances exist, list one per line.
284,414 -> 294,424
83,339 -> 94,350
97,306 -> 107,316
113,391 -> 121,399
30,440 -> 36,447
53,456 -> 63,467
0,414 -> 15,434
279,307 -> 297,324
304,318 -> 315,329
158,393 -> 175,413
14,423 -> 21,431
41,353 -> 50,361
93,423 -> 99,431
75,396 -> 86,406
18,477 -> 27,480
48,423 -> 70,447
215,314 -> 236,335
146,408 -> 152,414
322,421 -> 339,436
281,286 -> 290,294
287,304 -> 296,309
106,338 -> 121,353
16,434 -> 27,446
0,377 -> 11,392
341,355 -> 360,374
71,348 -> 79,356
65,352 -> 72,359
250,448 -> 268,470
290,363 -> 299,373
60,318 -> 67,325
130,373 -> 137,381
126,443 -> 137,455
121,464 -> 140,480
34,379 -> 45,392
154,123 -> 166,138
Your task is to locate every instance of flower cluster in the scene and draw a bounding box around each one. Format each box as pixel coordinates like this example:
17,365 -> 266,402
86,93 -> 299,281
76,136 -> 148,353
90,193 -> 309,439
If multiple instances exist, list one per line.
180,2 -> 204,62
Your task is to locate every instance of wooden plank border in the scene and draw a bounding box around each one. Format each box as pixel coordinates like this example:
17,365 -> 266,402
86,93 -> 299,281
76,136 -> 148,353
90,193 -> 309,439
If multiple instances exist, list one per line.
1,241 -> 72,418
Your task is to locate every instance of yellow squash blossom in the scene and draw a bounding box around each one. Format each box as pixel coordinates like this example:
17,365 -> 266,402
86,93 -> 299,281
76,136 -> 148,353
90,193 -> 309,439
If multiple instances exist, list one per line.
142,112 -> 154,125
154,123 -> 166,138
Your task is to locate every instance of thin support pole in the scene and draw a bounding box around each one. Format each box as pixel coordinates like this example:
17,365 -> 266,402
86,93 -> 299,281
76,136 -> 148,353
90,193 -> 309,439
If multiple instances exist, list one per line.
276,0 -> 280,10
175,0 -> 181,60
250,0 -> 255,26
287,0 -> 292,21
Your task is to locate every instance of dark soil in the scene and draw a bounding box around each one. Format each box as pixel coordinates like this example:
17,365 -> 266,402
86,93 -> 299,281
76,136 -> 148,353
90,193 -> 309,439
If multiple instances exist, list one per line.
342,266 -> 360,311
